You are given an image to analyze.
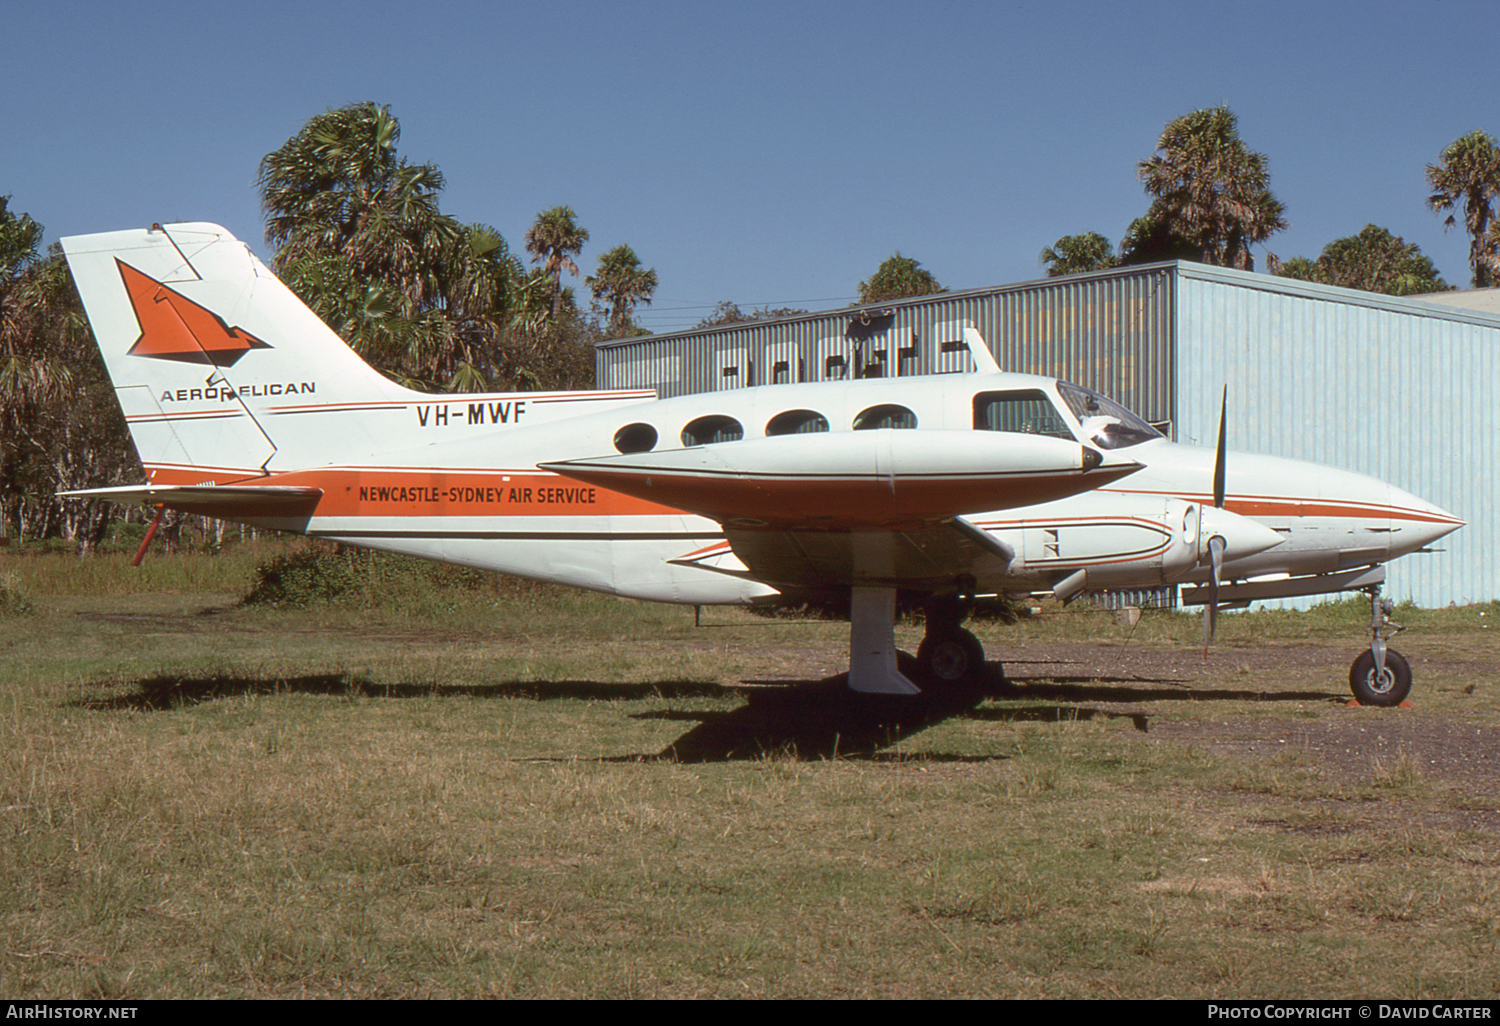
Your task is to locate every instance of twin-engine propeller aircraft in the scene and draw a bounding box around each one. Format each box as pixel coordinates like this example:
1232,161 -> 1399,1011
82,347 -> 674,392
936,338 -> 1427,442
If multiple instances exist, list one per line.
59,223 -> 1463,706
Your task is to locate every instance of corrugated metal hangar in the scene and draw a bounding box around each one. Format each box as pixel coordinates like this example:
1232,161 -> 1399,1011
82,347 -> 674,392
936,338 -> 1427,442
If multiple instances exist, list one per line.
595,262 -> 1499,608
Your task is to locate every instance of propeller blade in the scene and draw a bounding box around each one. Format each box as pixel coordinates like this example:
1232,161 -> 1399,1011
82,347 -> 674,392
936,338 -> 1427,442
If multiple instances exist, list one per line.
1213,386 -> 1227,509
1202,533 -> 1226,653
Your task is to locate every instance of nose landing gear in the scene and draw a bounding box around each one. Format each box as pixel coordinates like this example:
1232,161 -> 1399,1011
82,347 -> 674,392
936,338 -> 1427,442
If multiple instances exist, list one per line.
1349,585 -> 1411,707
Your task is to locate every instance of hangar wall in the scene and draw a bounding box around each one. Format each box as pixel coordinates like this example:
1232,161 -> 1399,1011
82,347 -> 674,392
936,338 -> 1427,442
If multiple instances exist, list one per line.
1174,265 -> 1498,608
595,263 -> 1499,608
598,264 -> 1178,424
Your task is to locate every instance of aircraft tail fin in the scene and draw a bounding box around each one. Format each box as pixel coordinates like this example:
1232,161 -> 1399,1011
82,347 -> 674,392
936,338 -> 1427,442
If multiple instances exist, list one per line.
61,223 -> 417,484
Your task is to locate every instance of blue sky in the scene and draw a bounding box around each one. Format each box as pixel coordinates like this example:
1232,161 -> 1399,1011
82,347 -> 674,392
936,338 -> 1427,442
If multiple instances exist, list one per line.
7,0 -> 1497,332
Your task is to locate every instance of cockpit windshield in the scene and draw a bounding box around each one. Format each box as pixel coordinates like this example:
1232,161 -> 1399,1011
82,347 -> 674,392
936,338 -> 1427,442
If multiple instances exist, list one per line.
1056,382 -> 1164,450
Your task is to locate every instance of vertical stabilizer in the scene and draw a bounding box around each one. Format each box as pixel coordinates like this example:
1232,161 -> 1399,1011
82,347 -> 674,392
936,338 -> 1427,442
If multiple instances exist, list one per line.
61,223 -> 419,482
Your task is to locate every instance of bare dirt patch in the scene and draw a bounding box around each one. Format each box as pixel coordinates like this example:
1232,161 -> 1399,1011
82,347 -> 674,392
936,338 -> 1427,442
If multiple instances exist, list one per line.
997,641 -> 1499,788
985,640 -> 1500,837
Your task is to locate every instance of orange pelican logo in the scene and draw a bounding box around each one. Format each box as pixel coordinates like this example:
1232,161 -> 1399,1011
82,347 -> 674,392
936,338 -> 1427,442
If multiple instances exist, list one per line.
118,260 -> 271,366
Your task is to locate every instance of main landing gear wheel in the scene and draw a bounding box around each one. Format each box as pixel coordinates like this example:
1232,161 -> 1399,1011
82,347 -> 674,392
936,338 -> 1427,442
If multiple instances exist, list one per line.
1349,649 -> 1412,707
916,627 -> 986,685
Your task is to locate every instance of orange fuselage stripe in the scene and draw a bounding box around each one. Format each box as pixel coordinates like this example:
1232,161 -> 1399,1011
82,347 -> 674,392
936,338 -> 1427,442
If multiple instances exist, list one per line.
141,465 -> 1456,527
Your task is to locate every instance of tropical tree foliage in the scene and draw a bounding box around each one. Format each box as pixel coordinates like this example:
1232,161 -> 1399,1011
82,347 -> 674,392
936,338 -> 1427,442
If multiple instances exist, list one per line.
587,244 -> 658,338
1276,224 -> 1450,296
694,301 -> 808,329
857,253 -> 945,304
525,206 -> 590,320
0,200 -> 136,548
1039,232 -> 1117,276
260,103 -> 457,312
1121,106 -> 1287,270
1426,130 -> 1500,288
0,196 -> 52,404
259,103 -> 529,391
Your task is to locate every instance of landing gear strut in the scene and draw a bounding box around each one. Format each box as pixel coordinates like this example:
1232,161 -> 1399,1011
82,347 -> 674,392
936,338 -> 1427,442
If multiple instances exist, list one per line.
1349,584 -> 1411,707
844,576 -> 1004,695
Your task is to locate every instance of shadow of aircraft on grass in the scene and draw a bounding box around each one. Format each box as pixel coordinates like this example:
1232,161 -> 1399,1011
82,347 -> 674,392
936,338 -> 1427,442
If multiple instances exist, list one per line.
639,670 -> 1002,763
73,673 -> 727,711
73,660 -> 1345,762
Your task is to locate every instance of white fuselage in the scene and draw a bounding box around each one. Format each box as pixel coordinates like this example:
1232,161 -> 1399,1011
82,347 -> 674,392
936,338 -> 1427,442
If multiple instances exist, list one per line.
200,372 -> 1458,605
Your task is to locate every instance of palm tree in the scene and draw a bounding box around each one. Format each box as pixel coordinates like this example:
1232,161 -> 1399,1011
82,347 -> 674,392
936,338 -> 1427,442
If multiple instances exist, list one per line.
1276,224 -> 1449,296
259,102 -> 461,319
1131,106 -> 1286,270
1426,130 -> 1500,288
1039,232 -> 1117,276
259,104 -> 528,391
524,206 -> 590,319
587,244 -> 658,338
857,253 -> 944,303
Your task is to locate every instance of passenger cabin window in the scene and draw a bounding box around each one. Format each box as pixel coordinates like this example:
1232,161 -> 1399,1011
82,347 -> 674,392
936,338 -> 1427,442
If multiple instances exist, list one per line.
972,390 -> 1074,440
681,415 -> 744,447
852,404 -> 917,430
613,422 -> 658,454
1056,382 -> 1164,450
766,409 -> 830,436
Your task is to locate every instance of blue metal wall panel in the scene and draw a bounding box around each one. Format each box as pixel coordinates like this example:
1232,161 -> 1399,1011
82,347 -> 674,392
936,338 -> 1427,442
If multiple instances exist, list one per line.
1177,266 -> 1499,607
598,266 -> 1178,424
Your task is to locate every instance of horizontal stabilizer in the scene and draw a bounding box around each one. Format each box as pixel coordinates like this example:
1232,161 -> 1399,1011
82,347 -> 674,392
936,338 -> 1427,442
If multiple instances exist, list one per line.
58,483 -> 323,518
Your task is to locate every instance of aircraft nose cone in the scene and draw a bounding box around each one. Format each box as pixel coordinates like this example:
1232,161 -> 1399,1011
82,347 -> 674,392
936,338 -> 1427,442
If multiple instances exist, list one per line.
1386,485 -> 1464,556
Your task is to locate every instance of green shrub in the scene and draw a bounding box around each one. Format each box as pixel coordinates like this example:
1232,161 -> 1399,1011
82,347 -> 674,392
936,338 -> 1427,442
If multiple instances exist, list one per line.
0,569 -> 34,616
241,543 -> 498,609
242,546 -> 361,607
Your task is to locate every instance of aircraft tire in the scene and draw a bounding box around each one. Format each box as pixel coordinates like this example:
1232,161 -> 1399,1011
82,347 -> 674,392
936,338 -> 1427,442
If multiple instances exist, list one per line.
1349,649 -> 1412,707
916,627 -> 986,686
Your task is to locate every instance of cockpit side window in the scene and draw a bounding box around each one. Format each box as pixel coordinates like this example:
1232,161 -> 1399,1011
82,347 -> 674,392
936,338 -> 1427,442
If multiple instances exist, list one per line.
1056,382 -> 1163,450
972,389 -> 1074,440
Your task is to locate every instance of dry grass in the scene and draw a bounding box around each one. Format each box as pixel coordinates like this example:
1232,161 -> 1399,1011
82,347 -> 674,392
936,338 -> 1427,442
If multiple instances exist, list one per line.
2,545 -> 1499,998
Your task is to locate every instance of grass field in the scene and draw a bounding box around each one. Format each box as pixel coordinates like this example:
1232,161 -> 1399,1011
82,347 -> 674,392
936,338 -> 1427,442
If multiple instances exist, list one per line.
2,542 -> 1499,998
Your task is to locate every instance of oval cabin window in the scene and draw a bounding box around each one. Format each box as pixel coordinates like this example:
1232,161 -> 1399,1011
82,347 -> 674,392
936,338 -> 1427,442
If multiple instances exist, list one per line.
765,409 -> 830,436
852,404 -> 917,430
613,422 -> 658,454
681,415 -> 744,447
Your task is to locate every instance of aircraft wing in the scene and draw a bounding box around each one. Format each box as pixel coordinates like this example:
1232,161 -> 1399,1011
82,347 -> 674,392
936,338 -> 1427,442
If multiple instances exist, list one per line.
545,430 -> 1132,590
542,430 -> 1138,531
717,515 -> 1016,592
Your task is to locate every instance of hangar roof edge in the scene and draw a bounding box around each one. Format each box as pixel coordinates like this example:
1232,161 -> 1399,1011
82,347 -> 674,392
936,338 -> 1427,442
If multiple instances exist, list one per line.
598,260 -> 1500,349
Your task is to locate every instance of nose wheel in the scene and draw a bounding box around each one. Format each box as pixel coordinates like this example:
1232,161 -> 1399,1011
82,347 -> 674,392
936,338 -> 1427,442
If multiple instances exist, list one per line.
1349,585 -> 1411,707
1350,648 -> 1412,706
